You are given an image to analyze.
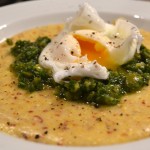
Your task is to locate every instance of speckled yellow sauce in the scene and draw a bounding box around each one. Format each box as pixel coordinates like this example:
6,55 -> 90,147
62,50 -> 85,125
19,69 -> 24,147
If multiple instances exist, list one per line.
0,25 -> 150,146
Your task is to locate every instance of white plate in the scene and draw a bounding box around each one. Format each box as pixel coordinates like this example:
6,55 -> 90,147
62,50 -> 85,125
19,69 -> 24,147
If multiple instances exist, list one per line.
0,0 -> 150,149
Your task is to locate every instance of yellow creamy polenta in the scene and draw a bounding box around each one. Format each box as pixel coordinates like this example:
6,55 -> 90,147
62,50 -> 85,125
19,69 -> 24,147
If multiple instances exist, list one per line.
0,25 -> 150,146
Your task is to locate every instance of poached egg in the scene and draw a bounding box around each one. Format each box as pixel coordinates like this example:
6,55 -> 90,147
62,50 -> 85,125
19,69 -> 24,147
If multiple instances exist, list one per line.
39,3 -> 142,83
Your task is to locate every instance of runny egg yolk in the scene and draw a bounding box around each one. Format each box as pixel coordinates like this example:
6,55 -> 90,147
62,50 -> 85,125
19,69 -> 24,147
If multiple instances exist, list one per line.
74,35 -> 117,69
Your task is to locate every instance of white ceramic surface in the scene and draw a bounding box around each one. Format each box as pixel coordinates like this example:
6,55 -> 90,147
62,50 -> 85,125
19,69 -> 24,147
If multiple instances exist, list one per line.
0,0 -> 150,149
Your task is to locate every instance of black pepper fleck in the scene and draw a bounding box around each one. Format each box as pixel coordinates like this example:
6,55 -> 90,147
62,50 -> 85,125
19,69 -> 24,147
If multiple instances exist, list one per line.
71,51 -> 74,55
44,131 -> 48,135
7,122 -> 10,126
114,35 -> 117,38
35,134 -> 40,139
93,61 -> 97,64
44,57 -> 48,61
120,113 -> 123,116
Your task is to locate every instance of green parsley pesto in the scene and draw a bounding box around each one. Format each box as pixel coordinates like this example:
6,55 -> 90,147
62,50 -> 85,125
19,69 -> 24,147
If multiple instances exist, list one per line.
10,37 -> 150,107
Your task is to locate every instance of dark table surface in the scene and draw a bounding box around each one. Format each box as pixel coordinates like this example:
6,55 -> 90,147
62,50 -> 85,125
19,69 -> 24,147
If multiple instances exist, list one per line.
0,0 -> 32,7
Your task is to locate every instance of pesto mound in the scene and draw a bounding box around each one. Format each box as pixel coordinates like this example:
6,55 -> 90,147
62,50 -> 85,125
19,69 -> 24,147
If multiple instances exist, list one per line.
9,37 -> 150,107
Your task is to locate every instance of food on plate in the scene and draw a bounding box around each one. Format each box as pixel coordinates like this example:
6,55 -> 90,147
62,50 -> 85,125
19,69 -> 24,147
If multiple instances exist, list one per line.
39,3 -> 142,83
10,3 -> 150,107
0,2 -> 150,146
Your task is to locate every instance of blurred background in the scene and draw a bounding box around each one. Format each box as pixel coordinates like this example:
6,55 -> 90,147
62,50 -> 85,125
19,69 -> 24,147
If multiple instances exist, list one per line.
0,0 -> 149,6
0,0 -> 33,6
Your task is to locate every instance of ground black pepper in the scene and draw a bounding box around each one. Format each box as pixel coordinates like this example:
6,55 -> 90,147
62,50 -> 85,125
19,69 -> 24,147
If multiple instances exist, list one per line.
35,134 -> 40,139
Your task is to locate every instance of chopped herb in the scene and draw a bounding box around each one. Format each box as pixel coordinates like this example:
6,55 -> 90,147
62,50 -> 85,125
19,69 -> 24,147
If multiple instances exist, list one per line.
6,38 -> 13,45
